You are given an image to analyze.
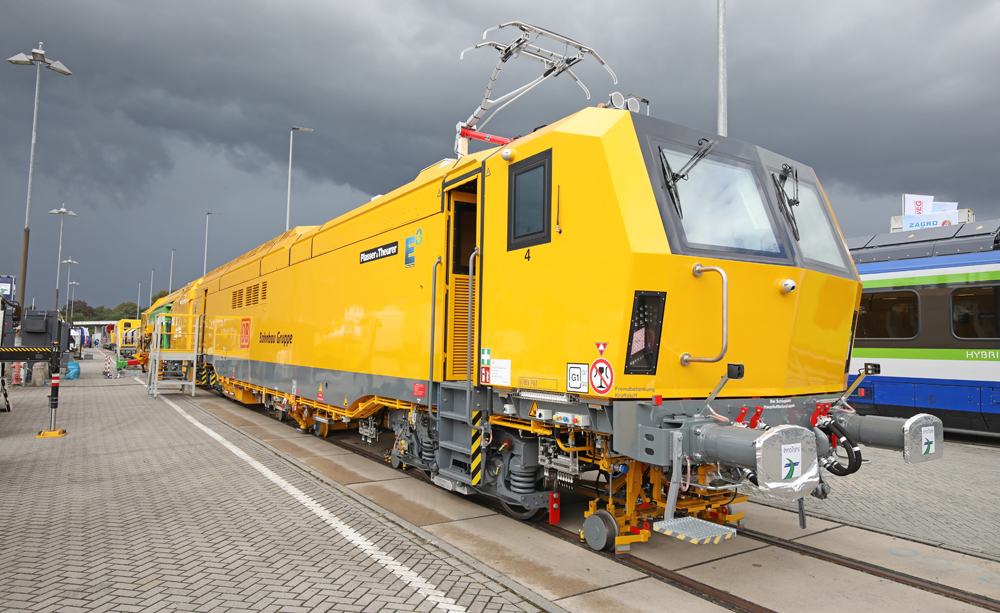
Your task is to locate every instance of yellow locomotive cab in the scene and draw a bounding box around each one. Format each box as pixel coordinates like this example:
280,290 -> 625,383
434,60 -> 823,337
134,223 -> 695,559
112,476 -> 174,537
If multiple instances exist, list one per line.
158,25 -> 942,553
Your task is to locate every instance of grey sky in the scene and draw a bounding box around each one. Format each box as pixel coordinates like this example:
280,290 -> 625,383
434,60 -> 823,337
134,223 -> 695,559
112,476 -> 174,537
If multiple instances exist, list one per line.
2,1 -> 998,309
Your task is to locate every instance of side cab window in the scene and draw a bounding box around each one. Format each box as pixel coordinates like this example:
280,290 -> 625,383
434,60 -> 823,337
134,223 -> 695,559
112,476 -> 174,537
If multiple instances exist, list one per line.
507,149 -> 552,251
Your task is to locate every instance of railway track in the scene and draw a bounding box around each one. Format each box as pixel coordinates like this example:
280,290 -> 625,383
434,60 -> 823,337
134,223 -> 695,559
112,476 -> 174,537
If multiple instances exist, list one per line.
228,396 -> 1000,613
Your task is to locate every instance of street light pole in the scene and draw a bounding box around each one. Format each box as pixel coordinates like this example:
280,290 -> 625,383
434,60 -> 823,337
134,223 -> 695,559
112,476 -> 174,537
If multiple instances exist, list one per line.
8,43 -> 73,310
204,212 -> 219,276
62,258 -> 77,316
286,126 -> 314,232
717,0 -> 728,137
149,268 -> 158,308
49,204 -> 77,310
68,281 -> 79,325
169,248 -> 181,293
137,281 -> 143,318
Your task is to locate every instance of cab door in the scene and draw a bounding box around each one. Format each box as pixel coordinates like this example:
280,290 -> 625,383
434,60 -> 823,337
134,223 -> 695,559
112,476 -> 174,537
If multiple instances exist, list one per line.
444,180 -> 481,381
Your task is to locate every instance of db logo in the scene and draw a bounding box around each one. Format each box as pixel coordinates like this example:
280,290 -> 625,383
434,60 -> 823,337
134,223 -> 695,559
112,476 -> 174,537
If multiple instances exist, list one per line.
239,318 -> 252,349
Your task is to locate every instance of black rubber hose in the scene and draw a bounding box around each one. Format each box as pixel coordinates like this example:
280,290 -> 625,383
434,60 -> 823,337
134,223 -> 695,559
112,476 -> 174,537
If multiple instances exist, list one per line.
824,421 -> 862,476
830,421 -> 863,474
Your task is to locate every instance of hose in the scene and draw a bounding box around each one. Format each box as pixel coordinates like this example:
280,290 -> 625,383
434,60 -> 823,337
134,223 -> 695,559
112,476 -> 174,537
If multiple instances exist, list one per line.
824,420 -> 862,476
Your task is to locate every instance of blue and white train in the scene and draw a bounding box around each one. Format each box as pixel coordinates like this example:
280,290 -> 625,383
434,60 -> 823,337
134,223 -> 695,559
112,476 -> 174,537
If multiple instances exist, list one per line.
847,219 -> 1000,433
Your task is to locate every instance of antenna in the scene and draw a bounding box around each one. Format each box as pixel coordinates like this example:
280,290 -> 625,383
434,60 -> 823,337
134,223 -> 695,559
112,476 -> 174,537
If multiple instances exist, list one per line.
456,22 -> 617,156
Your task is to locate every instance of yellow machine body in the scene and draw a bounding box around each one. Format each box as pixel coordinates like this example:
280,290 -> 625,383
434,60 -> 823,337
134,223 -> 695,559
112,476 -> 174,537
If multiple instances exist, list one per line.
163,108 -> 857,404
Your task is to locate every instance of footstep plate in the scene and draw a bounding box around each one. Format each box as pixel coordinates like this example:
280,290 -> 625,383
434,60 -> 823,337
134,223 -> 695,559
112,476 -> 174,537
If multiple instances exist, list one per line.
652,516 -> 736,545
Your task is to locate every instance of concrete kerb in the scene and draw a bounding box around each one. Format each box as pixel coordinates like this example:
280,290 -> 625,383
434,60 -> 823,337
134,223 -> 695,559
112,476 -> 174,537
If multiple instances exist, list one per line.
749,498 -> 1000,564
171,391 -> 572,613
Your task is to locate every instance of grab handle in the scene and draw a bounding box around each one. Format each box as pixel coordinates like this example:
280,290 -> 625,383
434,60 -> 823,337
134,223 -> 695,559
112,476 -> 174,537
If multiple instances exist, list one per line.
428,256 -> 442,419
680,263 -> 728,366
466,247 -> 479,427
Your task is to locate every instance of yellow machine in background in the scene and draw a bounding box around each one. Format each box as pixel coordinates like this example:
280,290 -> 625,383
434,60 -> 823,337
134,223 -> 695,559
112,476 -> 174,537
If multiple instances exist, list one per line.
148,22 -> 942,554
113,319 -> 139,358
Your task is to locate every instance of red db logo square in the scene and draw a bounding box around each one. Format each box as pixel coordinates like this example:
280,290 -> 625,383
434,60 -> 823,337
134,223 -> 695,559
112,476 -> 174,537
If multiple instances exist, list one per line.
413,383 -> 426,398
239,318 -> 252,349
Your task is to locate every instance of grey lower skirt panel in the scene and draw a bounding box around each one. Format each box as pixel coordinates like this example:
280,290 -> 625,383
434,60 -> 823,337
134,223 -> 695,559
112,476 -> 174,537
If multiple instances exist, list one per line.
204,354 -> 433,409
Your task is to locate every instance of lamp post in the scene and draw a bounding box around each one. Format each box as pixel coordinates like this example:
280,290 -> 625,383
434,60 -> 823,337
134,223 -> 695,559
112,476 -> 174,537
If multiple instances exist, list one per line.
149,268 -> 158,307
62,258 -> 77,316
49,204 -> 77,310
169,248 -> 181,293
717,0 -> 727,137
286,126 -> 314,232
8,42 -> 72,310
137,281 -> 143,318
204,212 -> 219,276
68,281 -> 79,325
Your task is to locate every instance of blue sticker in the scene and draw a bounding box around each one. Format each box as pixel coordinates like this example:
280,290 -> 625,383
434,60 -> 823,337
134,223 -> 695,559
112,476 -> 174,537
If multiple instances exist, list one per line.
405,235 -> 416,267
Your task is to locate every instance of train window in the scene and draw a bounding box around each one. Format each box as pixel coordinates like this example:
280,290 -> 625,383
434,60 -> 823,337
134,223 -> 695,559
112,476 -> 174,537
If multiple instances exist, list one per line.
660,147 -> 784,257
856,291 -> 919,339
952,286 -> 998,339
624,291 -> 666,375
777,176 -> 850,270
507,149 -> 552,251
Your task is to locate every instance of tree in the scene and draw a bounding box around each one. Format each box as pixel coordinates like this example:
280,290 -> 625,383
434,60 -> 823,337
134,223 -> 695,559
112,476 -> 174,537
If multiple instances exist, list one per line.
69,300 -> 96,320
152,289 -> 168,302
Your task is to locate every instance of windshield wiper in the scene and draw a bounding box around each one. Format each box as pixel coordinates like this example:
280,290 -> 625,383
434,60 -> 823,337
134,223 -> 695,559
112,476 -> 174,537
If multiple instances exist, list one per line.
772,164 -> 800,240
658,146 -> 683,219
658,138 -> 719,220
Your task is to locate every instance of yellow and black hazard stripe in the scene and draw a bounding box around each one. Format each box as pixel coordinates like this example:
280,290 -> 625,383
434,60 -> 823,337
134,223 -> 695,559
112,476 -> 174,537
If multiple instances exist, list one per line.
0,347 -> 54,360
471,410 -> 483,485
654,527 -> 734,545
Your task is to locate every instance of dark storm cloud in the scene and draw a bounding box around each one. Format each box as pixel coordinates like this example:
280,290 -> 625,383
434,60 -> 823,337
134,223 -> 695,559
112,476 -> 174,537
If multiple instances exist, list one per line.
2,0 -> 999,308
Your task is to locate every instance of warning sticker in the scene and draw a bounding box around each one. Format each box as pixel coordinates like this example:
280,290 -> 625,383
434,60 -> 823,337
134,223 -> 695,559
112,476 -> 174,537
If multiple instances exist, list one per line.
595,342 -> 608,356
480,349 -> 491,384
566,363 -> 588,393
317,384 -> 324,403
589,359 -> 614,395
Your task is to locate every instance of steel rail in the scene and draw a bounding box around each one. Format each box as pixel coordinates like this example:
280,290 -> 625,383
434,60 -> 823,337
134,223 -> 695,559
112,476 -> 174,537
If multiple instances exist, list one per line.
530,521 -> 777,613
738,528 -> 1000,612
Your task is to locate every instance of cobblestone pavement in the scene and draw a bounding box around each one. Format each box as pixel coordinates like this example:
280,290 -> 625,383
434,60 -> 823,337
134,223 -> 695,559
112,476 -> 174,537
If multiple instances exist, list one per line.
0,353 -> 546,613
751,438 -> 1000,561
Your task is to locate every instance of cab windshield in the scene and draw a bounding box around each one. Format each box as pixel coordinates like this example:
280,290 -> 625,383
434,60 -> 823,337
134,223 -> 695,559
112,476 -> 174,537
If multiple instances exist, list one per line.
661,147 -> 784,257
778,175 -> 851,270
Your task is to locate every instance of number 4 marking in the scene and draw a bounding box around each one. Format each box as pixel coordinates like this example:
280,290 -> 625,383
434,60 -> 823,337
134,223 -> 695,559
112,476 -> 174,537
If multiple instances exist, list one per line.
524,249 -> 531,261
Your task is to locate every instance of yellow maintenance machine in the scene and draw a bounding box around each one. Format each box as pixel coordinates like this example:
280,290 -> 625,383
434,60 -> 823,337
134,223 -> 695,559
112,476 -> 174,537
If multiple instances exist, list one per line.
148,22 -> 943,554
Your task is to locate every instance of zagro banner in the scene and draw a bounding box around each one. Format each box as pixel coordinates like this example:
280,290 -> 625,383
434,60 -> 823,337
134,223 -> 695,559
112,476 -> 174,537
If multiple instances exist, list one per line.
902,211 -> 958,230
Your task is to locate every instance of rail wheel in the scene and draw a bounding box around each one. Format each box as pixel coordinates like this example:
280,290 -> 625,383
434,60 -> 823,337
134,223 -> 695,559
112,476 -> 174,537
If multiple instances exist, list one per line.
500,500 -> 542,521
313,421 -> 329,438
275,407 -> 287,422
582,509 -> 619,552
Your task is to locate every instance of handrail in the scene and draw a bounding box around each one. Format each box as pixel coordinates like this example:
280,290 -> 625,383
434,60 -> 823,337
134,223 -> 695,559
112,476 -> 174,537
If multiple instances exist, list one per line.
680,263 -> 728,366
466,247 -> 479,427
427,257 -> 442,420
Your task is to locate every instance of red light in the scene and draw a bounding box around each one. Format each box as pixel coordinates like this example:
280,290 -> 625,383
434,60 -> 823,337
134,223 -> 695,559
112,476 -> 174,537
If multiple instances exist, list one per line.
654,395 -> 662,406
859,388 -> 865,397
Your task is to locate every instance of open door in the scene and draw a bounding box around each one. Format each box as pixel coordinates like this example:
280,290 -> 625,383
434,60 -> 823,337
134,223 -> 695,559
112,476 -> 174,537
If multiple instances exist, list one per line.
445,181 -> 480,380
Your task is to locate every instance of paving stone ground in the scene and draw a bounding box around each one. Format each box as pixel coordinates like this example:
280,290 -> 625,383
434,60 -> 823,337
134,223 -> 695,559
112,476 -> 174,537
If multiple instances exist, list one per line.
750,434 -> 1000,561
0,354 -> 545,613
